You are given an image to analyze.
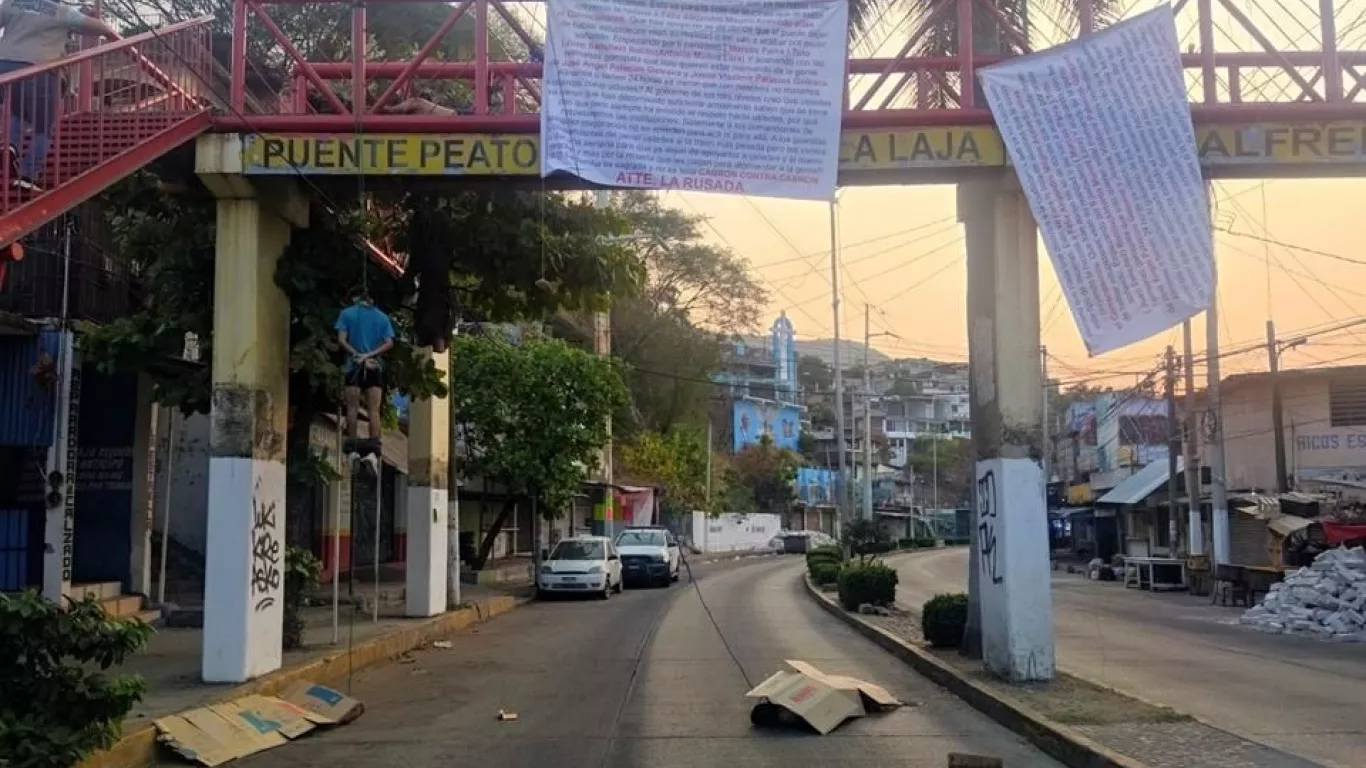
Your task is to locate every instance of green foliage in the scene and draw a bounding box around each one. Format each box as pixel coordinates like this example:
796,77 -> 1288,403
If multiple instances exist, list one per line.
922,592 -> 969,648
451,333 -> 627,517
0,592 -> 153,767
619,427 -> 712,519
897,537 -> 938,549
723,435 -> 800,515
903,435 -> 974,509
805,545 -> 844,585
842,517 -> 891,560
610,192 -> 765,434
810,562 -> 843,586
283,547 -> 323,650
837,562 -> 899,611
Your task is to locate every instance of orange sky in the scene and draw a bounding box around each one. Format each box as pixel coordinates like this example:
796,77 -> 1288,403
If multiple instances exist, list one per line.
671,177 -> 1366,390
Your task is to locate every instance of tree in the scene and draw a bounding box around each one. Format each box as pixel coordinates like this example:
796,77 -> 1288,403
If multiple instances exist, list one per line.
797,354 -> 834,395
723,435 -> 800,515
902,435 -> 973,508
849,0 -> 1122,107
610,192 -> 767,433
451,333 -> 626,569
618,427 -> 713,521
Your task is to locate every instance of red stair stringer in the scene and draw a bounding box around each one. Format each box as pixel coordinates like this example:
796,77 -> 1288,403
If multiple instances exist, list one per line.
0,109 -> 212,248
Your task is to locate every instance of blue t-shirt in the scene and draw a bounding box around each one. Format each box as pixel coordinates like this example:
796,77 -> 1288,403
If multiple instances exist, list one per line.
335,303 -> 395,372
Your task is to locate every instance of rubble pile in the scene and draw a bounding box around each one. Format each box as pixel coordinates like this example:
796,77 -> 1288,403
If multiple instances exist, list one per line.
1240,547 -> 1366,641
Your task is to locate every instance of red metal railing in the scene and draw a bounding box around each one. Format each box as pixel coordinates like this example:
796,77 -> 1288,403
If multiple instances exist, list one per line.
0,17 -> 214,246
216,0 -> 1366,135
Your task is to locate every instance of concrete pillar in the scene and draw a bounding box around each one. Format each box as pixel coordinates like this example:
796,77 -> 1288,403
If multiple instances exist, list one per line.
960,178 -> 1054,682
42,329 -> 77,604
128,375 -> 158,597
197,136 -> 308,682
405,348 -> 449,616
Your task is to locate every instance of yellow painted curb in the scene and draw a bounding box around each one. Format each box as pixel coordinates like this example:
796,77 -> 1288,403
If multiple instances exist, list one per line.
801,574 -> 1148,768
81,594 -> 527,768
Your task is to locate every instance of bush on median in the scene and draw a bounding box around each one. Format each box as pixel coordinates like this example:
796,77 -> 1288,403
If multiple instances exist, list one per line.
805,545 -> 843,573
810,561 -> 843,586
837,561 -> 898,610
922,592 -> 969,648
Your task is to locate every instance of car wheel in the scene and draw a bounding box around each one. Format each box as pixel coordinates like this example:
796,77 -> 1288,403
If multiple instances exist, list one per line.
597,584 -> 610,600
536,588 -> 548,601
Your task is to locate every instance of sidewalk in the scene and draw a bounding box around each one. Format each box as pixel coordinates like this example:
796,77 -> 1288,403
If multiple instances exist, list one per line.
887,548 -> 1363,768
116,581 -> 529,731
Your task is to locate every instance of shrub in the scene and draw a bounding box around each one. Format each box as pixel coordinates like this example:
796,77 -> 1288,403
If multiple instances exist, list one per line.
810,561 -> 843,586
915,537 -> 937,549
284,546 -> 323,650
922,592 -> 969,648
854,540 -> 894,555
805,545 -> 843,572
0,591 -> 153,767
837,562 -> 898,610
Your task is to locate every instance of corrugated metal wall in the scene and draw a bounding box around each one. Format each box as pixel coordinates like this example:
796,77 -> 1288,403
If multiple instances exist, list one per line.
0,329 -> 60,447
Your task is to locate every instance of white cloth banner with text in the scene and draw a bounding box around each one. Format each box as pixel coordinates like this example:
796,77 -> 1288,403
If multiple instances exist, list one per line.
541,0 -> 848,200
979,5 -> 1214,355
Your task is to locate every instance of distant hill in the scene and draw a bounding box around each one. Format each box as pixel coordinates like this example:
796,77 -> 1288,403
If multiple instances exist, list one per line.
743,336 -> 892,368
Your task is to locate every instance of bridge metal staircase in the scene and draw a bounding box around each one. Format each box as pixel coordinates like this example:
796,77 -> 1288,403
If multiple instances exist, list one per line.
0,17 -> 215,250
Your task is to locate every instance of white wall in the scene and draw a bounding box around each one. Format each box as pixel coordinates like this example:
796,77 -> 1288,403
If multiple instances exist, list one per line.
153,410 -> 211,555
690,512 -> 782,553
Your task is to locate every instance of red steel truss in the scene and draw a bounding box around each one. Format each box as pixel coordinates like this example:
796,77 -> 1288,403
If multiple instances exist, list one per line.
220,0 -> 1366,134
2,0 -> 1365,256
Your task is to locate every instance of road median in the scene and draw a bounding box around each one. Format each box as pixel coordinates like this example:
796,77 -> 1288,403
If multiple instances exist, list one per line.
81,593 -> 528,768
802,573 -> 1149,768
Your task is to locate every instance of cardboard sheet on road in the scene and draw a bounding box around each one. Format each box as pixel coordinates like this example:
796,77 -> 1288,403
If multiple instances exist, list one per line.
745,659 -> 901,734
154,683 -> 363,765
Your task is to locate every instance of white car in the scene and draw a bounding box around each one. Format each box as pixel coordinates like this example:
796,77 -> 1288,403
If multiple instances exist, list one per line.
538,536 -> 622,599
615,527 -> 681,587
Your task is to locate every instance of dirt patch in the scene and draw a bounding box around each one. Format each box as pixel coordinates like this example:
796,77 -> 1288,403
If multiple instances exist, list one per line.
862,610 -> 1190,727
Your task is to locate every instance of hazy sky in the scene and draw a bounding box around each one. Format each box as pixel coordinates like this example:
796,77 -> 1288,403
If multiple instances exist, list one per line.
671,177 -> 1366,390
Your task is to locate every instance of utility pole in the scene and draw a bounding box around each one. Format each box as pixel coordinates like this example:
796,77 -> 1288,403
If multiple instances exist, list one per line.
1208,287 -> 1230,565
862,306 -> 874,521
1182,320 -> 1203,556
829,201 -> 849,520
1267,319 -> 1288,493
1164,345 -> 1181,552
1041,345 -> 1050,485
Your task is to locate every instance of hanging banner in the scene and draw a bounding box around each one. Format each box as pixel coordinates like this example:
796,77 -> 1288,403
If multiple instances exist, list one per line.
541,0 -> 848,200
979,5 -> 1215,355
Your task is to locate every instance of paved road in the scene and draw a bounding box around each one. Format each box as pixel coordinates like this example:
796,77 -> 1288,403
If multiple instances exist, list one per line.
895,548 -> 1366,768
231,556 -> 1060,768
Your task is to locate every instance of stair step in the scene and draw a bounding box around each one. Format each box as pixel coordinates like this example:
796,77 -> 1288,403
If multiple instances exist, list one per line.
99,593 -> 144,618
75,581 -> 123,601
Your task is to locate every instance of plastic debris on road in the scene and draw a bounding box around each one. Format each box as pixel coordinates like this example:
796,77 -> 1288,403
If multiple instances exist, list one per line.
1240,546 -> 1366,641
431,640 -> 454,649
497,709 -> 519,721
745,659 -> 901,735
154,682 -> 363,765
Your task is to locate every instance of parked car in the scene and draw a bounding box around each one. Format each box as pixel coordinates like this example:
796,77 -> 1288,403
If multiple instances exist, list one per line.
615,526 -> 681,587
537,536 -> 622,600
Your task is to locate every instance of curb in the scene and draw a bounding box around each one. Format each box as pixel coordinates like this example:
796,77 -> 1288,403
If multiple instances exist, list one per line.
82,593 -> 528,768
801,574 -> 1147,768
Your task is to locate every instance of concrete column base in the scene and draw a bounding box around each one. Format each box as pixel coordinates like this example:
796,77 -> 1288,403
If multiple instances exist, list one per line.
976,457 -> 1054,682
202,458 -> 286,681
405,486 -> 449,616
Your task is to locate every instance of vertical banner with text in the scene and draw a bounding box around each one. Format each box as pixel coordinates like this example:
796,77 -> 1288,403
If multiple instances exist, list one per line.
979,5 -> 1214,355
542,0 -> 848,200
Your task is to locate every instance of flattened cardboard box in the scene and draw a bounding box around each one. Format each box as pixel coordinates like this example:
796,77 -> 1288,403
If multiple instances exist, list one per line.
745,659 -> 901,735
154,683 -> 363,765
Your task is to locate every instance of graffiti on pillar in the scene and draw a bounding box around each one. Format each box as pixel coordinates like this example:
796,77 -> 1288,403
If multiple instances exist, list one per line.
977,469 -> 1003,585
249,480 -> 281,611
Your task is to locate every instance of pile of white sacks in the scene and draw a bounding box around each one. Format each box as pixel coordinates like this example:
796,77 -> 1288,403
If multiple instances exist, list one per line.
1239,546 -> 1366,641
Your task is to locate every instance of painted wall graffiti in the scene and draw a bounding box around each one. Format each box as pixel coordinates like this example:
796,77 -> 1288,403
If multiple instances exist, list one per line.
977,468 -> 1003,585
250,481 -> 281,612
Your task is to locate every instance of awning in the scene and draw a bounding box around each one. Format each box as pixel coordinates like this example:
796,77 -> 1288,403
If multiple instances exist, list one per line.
1096,458 -> 1183,505
1267,515 -> 1316,537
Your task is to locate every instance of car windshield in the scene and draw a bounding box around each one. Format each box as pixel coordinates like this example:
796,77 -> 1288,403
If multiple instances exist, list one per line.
549,540 -> 604,560
617,530 -> 666,546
